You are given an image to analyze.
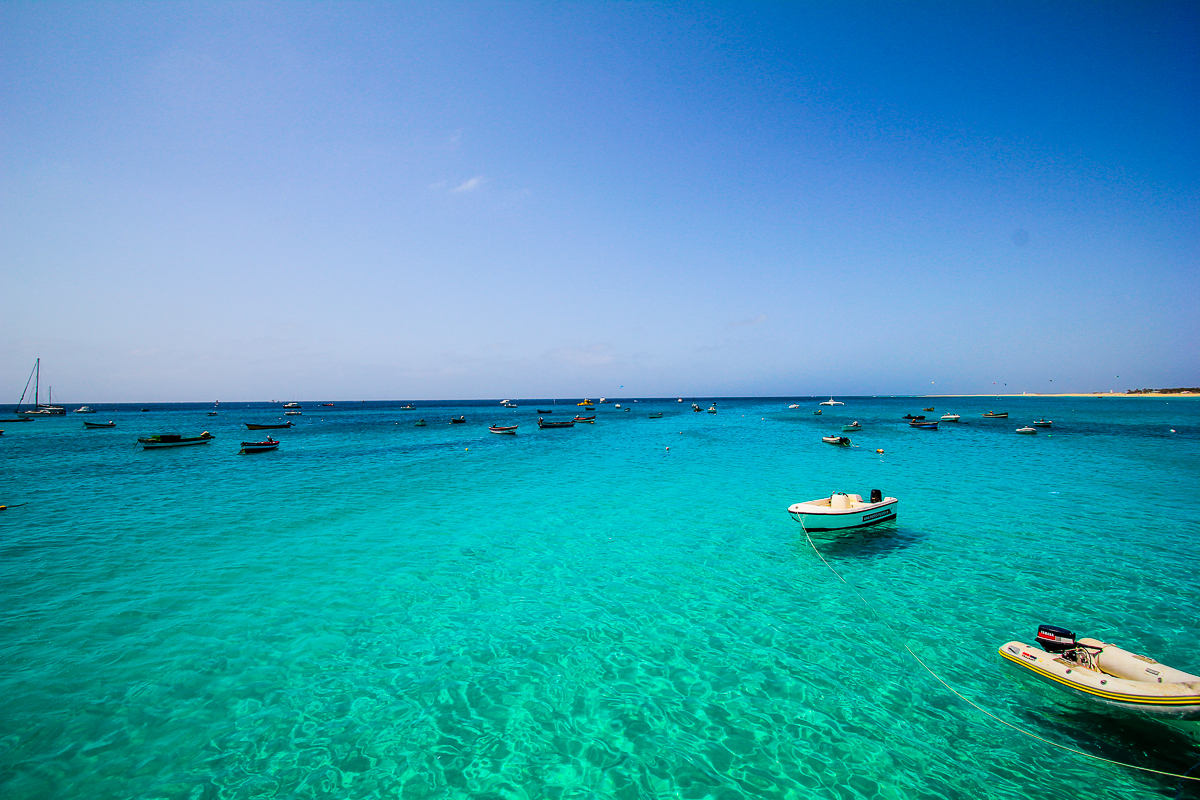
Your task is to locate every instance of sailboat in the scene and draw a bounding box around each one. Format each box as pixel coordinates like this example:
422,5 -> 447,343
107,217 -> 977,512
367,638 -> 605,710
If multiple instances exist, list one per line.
15,359 -> 66,415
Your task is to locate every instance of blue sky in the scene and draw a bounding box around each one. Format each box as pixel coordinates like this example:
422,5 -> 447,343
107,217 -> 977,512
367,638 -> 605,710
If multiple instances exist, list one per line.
3,1 -> 1197,401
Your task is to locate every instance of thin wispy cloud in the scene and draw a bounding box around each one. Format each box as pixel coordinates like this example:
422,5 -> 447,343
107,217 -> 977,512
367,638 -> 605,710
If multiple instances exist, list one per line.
545,344 -> 614,368
728,313 -> 766,328
451,176 -> 485,193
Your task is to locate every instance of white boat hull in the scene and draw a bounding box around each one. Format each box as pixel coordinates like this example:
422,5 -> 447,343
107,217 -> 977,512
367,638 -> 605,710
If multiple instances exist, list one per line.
788,494 -> 898,532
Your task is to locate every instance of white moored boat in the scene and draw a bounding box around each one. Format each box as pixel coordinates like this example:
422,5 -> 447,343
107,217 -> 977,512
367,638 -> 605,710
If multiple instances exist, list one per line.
999,625 -> 1200,721
819,396 -> 844,406
940,413 -> 960,422
788,490 -> 897,532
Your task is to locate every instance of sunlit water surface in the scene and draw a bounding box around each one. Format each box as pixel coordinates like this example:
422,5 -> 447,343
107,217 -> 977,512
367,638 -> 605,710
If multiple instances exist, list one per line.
2,396 -> 1198,799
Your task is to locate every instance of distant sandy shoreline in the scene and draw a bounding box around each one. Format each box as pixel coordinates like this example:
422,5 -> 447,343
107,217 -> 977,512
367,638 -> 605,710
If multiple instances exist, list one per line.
923,393 -> 1197,398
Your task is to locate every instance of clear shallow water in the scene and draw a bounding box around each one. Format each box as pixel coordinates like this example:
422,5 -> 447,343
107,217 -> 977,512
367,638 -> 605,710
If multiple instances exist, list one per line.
2,396 -> 1198,799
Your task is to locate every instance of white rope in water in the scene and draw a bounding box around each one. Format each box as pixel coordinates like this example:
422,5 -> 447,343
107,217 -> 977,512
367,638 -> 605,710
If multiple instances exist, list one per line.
797,521 -> 1200,784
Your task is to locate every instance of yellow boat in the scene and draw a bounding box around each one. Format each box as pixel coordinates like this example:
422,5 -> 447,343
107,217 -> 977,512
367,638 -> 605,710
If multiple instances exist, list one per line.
999,625 -> 1200,721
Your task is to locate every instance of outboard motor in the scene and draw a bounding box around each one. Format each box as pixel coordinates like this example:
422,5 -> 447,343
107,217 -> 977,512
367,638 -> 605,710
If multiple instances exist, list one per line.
870,489 -> 882,503
1036,625 -> 1077,654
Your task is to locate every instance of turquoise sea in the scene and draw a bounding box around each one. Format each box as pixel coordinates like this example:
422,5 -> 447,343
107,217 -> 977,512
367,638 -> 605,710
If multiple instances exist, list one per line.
2,396 -> 1198,799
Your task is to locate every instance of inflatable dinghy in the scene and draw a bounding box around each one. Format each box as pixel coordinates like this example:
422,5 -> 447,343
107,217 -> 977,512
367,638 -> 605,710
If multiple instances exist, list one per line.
999,625 -> 1200,720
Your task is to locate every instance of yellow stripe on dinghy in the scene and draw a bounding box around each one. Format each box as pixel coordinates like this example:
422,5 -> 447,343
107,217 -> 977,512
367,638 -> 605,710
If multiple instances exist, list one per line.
999,643 -> 1200,710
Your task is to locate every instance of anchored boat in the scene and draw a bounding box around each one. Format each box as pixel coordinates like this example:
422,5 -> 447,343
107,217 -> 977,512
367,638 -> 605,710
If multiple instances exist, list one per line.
240,437 -> 279,454
788,490 -> 898,531
489,424 -> 518,435
822,435 -> 852,446
999,625 -> 1200,721
538,417 -> 574,429
138,432 -> 214,449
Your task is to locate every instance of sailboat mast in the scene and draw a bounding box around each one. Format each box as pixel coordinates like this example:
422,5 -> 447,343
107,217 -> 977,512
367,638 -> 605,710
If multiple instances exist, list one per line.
34,358 -> 39,408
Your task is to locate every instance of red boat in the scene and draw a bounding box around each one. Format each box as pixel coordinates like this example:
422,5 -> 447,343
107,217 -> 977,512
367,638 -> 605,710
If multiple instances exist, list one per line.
240,437 -> 279,453
573,415 -> 596,423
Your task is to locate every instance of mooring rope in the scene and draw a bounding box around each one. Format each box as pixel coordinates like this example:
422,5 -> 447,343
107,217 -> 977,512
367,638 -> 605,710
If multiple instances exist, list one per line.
797,520 -> 1200,784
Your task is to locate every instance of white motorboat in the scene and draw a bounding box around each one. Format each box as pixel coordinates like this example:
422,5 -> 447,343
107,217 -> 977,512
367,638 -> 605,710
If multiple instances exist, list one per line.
1032,419 -> 1052,427
999,625 -> 1200,722
940,413 -> 960,422
788,490 -> 898,531
842,421 -> 861,432
819,397 -> 844,406
74,406 -> 95,414
1016,426 -> 1037,434
788,403 -> 800,409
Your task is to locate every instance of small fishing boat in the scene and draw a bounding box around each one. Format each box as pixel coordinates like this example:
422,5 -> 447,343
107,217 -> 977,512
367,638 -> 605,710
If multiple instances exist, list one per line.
707,404 -> 717,413
1032,419 -> 1052,427
819,397 -> 845,406
624,407 -> 631,412
813,410 -> 822,415
842,422 -> 861,432
285,411 -> 302,416
502,402 -> 518,408
399,404 -> 415,410
414,419 -> 427,427
83,421 -> 116,428
245,422 -> 292,430
538,417 -> 575,429
138,432 -> 214,449
940,413 -> 960,422
283,402 -> 301,408
1016,426 -> 1037,434
923,407 -> 934,412
788,490 -> 898,532
649,412 -> 663,419
999,625 -> 1200,721
74,406 -> 95,414
822,435 -> 852,446
903,414 -> 926,420
489,424 -> 518,435
240,437 -> 279,454
910,420 -> 939,429
573,415 -> 596,423
536,409 -> 554,414
449,416 -> 466,424
982,411 -> 1009,418
322,403 -> 335,407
